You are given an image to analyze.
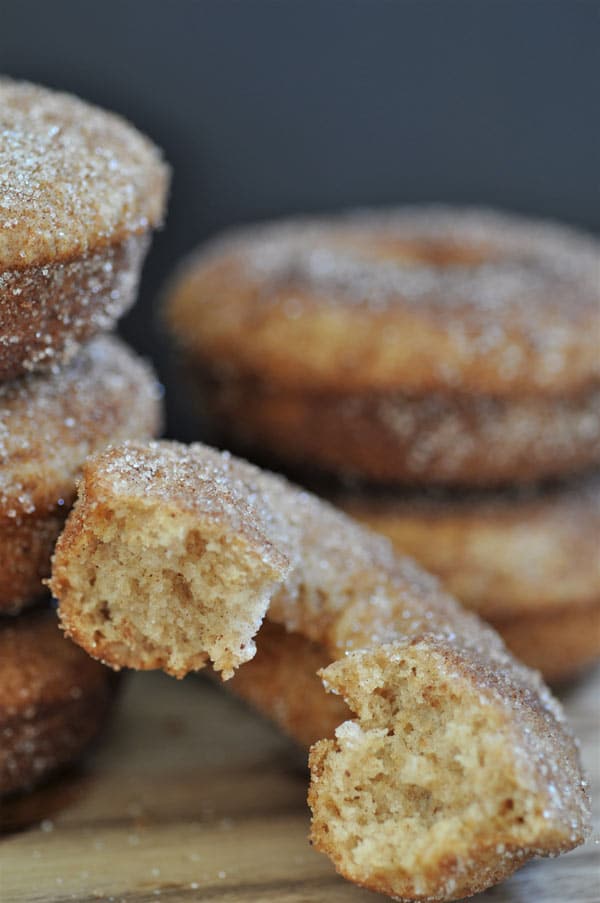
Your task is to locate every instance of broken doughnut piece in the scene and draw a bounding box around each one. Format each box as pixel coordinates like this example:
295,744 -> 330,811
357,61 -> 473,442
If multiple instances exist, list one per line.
309,640 -> 587,901
50,442 -> 294,678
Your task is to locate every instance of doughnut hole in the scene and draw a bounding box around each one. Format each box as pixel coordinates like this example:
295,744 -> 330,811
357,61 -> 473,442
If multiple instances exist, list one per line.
342,235 -> 493,267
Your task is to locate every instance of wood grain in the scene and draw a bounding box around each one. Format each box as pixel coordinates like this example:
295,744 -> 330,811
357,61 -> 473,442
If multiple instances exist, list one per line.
1,664 -> 598,902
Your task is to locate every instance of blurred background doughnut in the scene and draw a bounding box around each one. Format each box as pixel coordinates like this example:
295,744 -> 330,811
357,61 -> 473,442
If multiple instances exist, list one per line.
335,473 -> 600,682
0,609 -> 117,797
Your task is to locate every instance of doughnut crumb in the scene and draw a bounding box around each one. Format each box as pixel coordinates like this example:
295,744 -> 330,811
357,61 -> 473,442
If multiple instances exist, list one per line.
50,442 -> 293,678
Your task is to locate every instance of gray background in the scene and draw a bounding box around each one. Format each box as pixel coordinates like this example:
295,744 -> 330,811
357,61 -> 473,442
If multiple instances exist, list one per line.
1,0 -> 598,437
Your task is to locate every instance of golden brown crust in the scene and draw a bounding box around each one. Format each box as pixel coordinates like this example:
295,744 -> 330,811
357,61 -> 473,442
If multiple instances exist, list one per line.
0,514 -> 65,615
0,335 -> 163,614
337,475 -> 600,620
226,619 -> 350,747
0,609 -> 116,797
190,370 -> 600,486
166,207 -> 600,397
492,603 -> 600,684
0,233 -> 151,380
335,475 -> 600,681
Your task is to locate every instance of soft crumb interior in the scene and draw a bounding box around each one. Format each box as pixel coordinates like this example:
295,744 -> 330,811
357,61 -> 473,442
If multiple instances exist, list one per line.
310,646 -> 547,899
61,506 -> 281,678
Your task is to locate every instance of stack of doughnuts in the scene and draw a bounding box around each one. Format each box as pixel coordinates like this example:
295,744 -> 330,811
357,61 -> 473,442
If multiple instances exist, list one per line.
0,79 -> 168,795
166,207 -> 600,682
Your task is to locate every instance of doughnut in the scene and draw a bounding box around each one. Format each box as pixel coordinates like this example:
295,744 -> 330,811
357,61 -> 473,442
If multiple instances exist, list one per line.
0,608 -> 116,797
0,335 -> 163,615
225,602 -> 600,749
334,475 -> 600,681
0,78 -> 169,381
226,619 -> 351,748
190,370 -> 600,486
165,208 -> 600,486
166,208 -> 600,395
50,441 -> 590,902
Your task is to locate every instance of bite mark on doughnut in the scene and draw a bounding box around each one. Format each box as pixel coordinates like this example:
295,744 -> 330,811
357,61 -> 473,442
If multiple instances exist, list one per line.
309,640 -> 582,901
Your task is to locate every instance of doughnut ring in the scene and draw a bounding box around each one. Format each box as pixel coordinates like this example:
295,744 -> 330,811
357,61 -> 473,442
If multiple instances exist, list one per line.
166,207 -> 600,485
0,609 -> 117,797
50,441 -> 590,902
0,335 -> 163,614
0,78 -> 169,380
192,372 -> 600,486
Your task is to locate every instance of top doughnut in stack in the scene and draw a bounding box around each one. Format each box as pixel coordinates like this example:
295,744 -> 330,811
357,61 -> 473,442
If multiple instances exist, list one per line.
166,207 -> 600,681
0,79 -> 168,795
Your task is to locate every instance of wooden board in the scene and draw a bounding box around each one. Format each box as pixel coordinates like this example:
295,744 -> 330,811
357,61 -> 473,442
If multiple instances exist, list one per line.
1,664 -> 598,902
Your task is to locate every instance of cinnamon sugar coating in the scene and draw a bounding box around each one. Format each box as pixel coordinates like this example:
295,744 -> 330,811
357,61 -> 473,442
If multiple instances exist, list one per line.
190,370 -> 600,486
0,233 -> 151,380
50,440 -> 590,900
0,78 -> 169,379
0,609 -> 116,797
0,335 -> 163,614
0,78 -> 168,268
166,207 -> 600,397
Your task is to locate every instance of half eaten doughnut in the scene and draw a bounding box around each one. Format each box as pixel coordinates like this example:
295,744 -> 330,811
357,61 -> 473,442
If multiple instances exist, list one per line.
50,440 -> 591,901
